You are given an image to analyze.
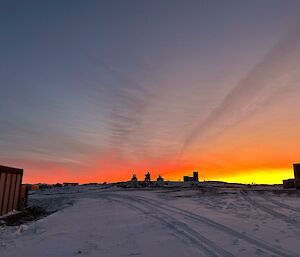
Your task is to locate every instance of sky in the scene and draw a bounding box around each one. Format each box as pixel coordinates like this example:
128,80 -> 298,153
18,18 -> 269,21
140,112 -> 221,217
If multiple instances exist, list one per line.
1,0 -> 300,184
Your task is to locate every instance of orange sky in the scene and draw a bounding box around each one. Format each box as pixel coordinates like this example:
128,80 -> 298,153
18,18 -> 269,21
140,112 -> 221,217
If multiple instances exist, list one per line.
1,1 -> 300,185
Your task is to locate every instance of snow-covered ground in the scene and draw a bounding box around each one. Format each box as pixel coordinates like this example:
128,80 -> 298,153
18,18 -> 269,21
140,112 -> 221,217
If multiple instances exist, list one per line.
1,185 -> 300,257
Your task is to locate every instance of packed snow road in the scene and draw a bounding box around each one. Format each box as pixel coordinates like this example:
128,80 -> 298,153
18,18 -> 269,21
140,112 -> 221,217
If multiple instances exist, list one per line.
1,186 -> 300,257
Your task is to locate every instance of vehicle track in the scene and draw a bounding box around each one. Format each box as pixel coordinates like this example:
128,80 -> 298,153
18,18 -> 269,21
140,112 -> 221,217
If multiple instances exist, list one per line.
132,196 -> 236,257
106,194 -> 235,257
259,194 -> 300,213
241,191 -> 300,228
110,193 -> 300,257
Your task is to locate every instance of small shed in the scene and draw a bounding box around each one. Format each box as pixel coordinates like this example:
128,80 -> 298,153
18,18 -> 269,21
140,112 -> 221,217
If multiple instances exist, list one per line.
283,179 -> 295,189
0,165 -> 24,216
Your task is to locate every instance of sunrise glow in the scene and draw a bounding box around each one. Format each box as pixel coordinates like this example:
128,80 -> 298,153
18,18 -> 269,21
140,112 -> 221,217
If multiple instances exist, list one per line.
1,1 -> 300,185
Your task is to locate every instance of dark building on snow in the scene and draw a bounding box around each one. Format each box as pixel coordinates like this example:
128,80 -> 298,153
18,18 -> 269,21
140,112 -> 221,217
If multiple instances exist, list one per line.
183,171 -> 199,182
283,164 -> 300,189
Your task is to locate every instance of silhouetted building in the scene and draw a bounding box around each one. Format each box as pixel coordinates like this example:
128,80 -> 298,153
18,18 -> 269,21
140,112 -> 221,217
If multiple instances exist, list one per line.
184,171 -> 199,182
157,175 -> 164,182
283,179 -> 295,189
193,172 -> 199,182
131,174 -> 138,182
63,182 -> 79,187
38,184 -> 52,190
23,184 -> 39,191
183,176 -> 194,182
294,164 -> 300,179
283,164 -> 300,189
145,172 -> 151,182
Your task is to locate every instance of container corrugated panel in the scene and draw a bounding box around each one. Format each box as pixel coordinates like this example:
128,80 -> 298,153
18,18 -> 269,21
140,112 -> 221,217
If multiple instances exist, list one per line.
0,165 -> 23,216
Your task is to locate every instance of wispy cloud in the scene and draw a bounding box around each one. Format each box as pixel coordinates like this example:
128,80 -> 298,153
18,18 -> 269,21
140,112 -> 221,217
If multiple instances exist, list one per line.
180,23 -> 300,155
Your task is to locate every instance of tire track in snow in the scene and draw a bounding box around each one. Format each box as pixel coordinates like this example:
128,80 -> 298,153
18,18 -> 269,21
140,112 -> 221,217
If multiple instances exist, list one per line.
131,194 -> 300,257
106,196 -> 220,257
241,191 -> 300,228
132,196 -> 236,257
106,194 -> 235,257
259,194 -> 300,214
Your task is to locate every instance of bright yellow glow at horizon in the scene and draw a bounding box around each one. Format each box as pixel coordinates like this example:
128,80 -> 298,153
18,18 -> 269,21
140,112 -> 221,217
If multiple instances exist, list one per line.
209,168 -> 293,185
166,168 -> 294,185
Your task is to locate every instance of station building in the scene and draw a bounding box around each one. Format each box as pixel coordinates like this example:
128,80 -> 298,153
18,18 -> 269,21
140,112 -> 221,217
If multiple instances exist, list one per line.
283,164 -> 300,189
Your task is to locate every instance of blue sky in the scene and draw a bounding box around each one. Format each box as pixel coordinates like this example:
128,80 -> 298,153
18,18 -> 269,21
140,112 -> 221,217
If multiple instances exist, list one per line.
1,1 -> 300,183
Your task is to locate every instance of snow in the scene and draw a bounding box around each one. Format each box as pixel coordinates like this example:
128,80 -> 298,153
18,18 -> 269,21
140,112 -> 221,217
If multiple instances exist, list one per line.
1,185 -> 300,257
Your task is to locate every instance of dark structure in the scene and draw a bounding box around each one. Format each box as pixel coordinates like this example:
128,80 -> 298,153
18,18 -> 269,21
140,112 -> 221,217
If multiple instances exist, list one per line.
157,175 -> 164,182
0,165 -> 24,216
145,172 -> 151,182
183,171 -> 199,182
183,176 -> 193,182
283,164 -> 300,189
63,182 -> 79,187
20,185 -> 29,208
193,172 -> 199,182
22,184 -> 40,191
283,179 -> 295,189
131,174 -> 138,182
294,164 -> 300,179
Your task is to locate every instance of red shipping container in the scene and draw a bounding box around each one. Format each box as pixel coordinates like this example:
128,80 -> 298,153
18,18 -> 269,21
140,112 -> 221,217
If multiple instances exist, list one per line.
0,165 -> 24,216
